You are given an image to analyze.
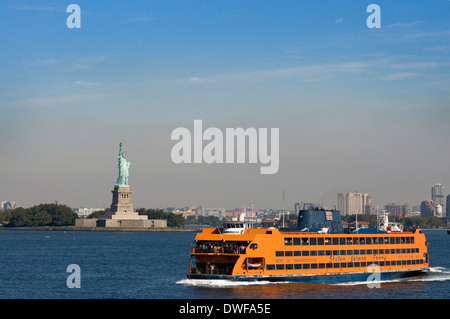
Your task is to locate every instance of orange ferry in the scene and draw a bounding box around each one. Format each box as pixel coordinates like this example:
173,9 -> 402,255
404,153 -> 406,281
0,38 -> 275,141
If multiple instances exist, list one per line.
187,209 -> 429,283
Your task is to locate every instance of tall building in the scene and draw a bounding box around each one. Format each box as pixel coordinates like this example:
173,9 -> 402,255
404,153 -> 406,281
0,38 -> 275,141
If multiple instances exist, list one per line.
337,192 -> 372,216
431,183 -> 445,213
447,195 -> 450,217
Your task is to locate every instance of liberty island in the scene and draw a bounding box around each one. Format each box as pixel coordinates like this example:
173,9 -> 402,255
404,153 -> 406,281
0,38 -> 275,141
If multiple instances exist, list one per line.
75,143 -> 166,229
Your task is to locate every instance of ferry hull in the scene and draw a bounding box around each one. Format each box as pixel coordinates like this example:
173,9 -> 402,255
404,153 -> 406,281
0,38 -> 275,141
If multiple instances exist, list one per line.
187,268 -> 429,284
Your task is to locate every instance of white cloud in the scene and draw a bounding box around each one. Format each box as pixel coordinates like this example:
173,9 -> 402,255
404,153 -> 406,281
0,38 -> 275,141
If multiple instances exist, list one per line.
335,18 -> 343,23
406,30 -> 450,39
74,81 -> 101,86
378,72 -> 420,81
10,6 -> 64,12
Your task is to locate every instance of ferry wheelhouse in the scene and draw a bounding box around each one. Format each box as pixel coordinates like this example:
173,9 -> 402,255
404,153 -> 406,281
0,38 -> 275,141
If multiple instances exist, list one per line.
187,209 -> 429,283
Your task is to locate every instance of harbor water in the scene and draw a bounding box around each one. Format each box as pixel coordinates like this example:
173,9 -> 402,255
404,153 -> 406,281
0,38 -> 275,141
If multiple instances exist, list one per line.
0,229 -> 448,299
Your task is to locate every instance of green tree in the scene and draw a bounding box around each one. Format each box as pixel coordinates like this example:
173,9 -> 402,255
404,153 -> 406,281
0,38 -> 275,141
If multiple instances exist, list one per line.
6,203 -> 76,227
34,211 -> 53,226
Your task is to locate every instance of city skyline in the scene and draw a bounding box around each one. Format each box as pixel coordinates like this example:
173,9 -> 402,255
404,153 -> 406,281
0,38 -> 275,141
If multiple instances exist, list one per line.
1,1 -> 450,210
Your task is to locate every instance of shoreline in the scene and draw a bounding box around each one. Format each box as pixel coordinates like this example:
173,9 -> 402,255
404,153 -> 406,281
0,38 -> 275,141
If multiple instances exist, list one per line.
0,226 -> 200,232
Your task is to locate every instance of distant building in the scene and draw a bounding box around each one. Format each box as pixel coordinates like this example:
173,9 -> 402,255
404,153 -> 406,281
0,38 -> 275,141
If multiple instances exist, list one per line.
431,183 -> 445,214
1,201 -> 18,211
420,200 -> 438,217
337,192 -> 372,216
73,208 -> 105,218
384,203 -> 411,217
203,208 -> 226,219
447,195 -> 450,217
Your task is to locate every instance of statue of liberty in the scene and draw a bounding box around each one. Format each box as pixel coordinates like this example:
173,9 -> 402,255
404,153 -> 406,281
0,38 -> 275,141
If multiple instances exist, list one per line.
115,142 -> 131,188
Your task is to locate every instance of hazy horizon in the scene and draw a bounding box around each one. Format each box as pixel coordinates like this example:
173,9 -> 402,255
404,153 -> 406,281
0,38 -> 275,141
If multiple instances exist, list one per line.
1,1 -> 450,211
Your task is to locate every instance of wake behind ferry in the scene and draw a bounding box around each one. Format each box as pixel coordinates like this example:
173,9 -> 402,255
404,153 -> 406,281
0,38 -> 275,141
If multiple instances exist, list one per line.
187,208 -> 429,283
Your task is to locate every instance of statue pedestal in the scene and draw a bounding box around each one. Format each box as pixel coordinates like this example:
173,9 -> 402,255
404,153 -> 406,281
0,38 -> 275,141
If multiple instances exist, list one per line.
98,186 -> 148,224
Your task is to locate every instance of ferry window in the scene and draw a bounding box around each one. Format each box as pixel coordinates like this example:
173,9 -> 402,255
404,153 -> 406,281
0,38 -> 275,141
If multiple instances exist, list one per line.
333,263 -> 340,268
401,237 -> 405,244
302,251 -> 310,256
384,237 -> 389,244
406,248 -> 411,254
276,251 -> 284,257
325,237 -> 331,245
372,237 -> 378,244
311,264 -> 318,269
276,264 -> 285,270
402,248 -> 406,253
385,249 -> 390,254
333,238 -> 339,245
390,237 -> 395,244
340,250 -> 346,255
302,238 -> 309,245
284,238 -> 293,246
318,238 -> 324,245
294,251 -> 302,256
395,237 -> 400,244
380,261 -> 385,266
354,262 -> 360,267
326,263 -> 332,268
319,263 -> 325,269
360,250 -> 366,255
406,237 -> 410,244
390,249 -> 395,254
401,260 -> 406,265
310,238 -> 317,245
361,262 -> 367,268
346,250 -> 352,255
347,262 -> 353,268
326,250 -> 332,256
354,250 -> 359,255
285,251 -> 293,257
346,237 -> 352,245
373,249 -> 378,255
386,261 -> 391,266
286,264 -> 293,270
266,230 -> 272,234
310,250 -> 317,256
367,249 -> 372,254
294,264 -> 302,270
353,238 -> 358,245
410,237 -> 415,244
303,264 -> 310,269
293,238 -> 301,245
318,250 -> 325,256
366,237 -> 372,244
379,249 -> 384,254
340,263 -> 347,268
359,237 -> 365,245
340,238 -> 346,245
333,250 -> 339,255
396,249 -> 401,254
266,264 -> 275,270
378,237 -> 383,244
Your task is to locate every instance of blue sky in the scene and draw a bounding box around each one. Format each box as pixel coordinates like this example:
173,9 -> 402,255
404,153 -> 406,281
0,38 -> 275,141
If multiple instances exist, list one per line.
1,1 -> 450,210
